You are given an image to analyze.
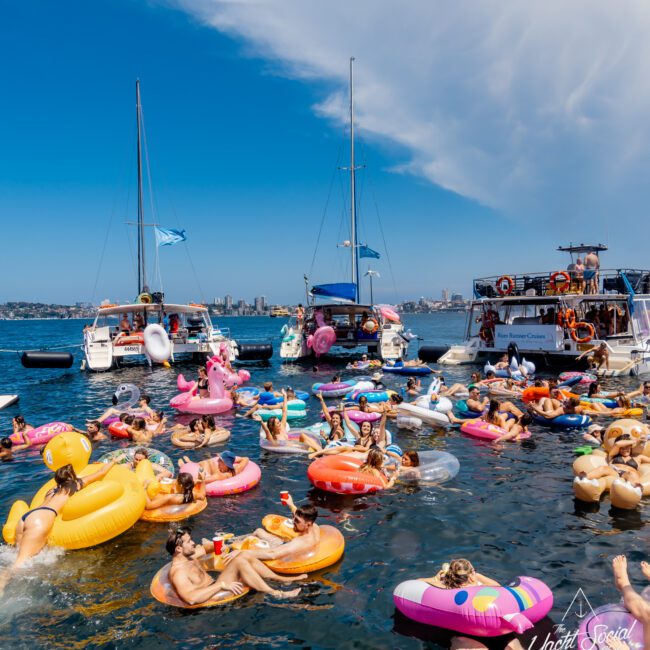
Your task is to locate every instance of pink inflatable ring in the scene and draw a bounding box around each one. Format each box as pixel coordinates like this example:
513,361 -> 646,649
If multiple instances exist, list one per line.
180,458 -> 262,497
460,420 -> 531,441
393,576 -> 553,636
10,422 -> 73,446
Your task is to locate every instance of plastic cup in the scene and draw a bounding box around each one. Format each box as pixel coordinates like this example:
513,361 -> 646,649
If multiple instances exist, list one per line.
212,535 -> 224,555
280,490 -> 289,505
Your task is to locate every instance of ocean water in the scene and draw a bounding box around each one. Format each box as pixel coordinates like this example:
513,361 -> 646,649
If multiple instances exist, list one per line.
0,313 -> 646,649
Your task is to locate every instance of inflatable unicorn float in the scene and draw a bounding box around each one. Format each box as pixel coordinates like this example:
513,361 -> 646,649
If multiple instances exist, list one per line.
170,346 -> 250,415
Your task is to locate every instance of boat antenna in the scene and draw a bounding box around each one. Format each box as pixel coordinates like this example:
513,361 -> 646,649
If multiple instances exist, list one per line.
136,79 -> 147,295
349,57 -> 360,303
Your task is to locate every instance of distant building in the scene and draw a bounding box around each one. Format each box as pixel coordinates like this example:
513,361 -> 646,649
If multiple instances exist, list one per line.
213,297 -> 224,306
254,296 -> 266,313
238,299 -> 246,311
224,295 -> 233,311
442,289 -> 450,303
451,293 -> 463,304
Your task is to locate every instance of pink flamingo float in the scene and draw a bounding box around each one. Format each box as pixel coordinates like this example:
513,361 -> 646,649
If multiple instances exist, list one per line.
170,348 -> 250,415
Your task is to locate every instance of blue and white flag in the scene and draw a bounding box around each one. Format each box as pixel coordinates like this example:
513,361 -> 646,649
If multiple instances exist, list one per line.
359,245 -> 380,259
155,226 -> 186,247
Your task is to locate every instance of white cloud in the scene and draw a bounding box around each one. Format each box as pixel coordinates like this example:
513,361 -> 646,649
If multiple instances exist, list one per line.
169,0 -> 650,220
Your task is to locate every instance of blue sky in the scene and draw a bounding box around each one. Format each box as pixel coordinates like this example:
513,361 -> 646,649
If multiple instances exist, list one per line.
1,1 -> 647,305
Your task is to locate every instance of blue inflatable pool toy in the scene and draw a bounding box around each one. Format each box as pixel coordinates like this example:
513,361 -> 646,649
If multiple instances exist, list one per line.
533,414 -> 591,428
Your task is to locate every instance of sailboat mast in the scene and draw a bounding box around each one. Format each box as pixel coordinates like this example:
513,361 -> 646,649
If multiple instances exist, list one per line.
136,79 -> 146,295
349,57 -> 359,303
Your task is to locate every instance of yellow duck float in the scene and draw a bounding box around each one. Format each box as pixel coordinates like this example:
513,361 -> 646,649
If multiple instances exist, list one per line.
3,431 -> 145,549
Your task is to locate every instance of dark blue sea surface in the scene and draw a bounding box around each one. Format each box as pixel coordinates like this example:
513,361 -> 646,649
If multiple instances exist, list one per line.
0,313 -> 647,649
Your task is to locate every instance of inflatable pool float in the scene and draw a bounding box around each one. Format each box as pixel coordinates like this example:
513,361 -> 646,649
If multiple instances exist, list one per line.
170,355 -> 250,415
259,514 -> 345,574
393,576 -> 553,636
396,415 -> 423,430
533,414 -> 592,428
150,554 -> 250,608
9,421 -> 72,446
379,305 -> 400,322
398,450 -> 460,484
580,397 -> 618,408
336,409 -> 382,424
382,365 -> 433,376
454,400 -> 484,419
397,403 -> 450,427
143,323 -> 171,363
307,325 -> 336,357
256,399 -> 308,421
577,601 -> 644,649
171,428 -> 230,449
522,387 -> 578,403
253,390 -> 310,406
559,371 -> 597,385
313,380 -> 358,398
558,375 -> 582,388
259,428 -> 319,454
307,455 -> 387,494
179,457 -> 262,497
3,432 -> 145,549
108,421 -> 130,439
346,389 -> 395,403
461,420 -> 531,441
99,447 -> 174,475
346,361 -> 371,370
572,445 -> 650,509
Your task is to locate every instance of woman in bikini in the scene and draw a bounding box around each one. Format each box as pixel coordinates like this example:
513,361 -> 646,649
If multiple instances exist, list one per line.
12,461 -> 116,567
196,367 -> 209,398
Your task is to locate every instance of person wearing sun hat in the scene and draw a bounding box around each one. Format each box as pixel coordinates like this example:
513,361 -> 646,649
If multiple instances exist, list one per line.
371,371 -> 385,390
584,423 -> 605,445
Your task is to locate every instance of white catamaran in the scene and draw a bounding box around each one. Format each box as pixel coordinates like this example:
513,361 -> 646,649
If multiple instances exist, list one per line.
280,59 -> 409,362
436,244 -> 650,376
83,81 -> 271,371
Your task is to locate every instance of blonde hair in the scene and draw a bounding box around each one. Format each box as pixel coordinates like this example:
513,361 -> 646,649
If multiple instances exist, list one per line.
439,559 -> 475,589
359,448 -> 383,474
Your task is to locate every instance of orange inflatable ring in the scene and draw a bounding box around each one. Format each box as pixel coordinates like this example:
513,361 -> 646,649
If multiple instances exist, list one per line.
564,308 -> 576,329
307,454 -> 386,494
570,322 -> 595,344
261,514 -> 345,574
362,319 -> 379,334
550,271 -> 571,293
141,499 -> 207,523
114,334 -> 145,347
150,555 -> 249,608
522,387 -> 578,403
496,276 -> 514,296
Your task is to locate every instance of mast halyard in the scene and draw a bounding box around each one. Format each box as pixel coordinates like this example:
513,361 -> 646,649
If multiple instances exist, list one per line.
349,57 -> 359,303
136,79 -> 147,295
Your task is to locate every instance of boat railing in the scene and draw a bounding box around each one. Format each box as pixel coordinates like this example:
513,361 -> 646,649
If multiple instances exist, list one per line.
473,268 -> 650,299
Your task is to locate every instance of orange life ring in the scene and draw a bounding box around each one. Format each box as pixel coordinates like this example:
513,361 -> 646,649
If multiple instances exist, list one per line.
362,319 -> 379,334
564,309 -> 576,329
496,276 -> 514,296
114,334 -> 145,347
570,322 -> 595,344
550,271 -> 571,293
479,326 -> 493,342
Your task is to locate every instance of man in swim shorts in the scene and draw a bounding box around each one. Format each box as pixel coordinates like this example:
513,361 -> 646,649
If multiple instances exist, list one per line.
166,527 -> 302,605
237,496 -> 321,559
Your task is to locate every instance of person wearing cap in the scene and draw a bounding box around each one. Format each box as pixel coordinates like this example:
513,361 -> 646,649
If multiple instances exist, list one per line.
184,451 -> 250,485
584,424 -> 605,445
